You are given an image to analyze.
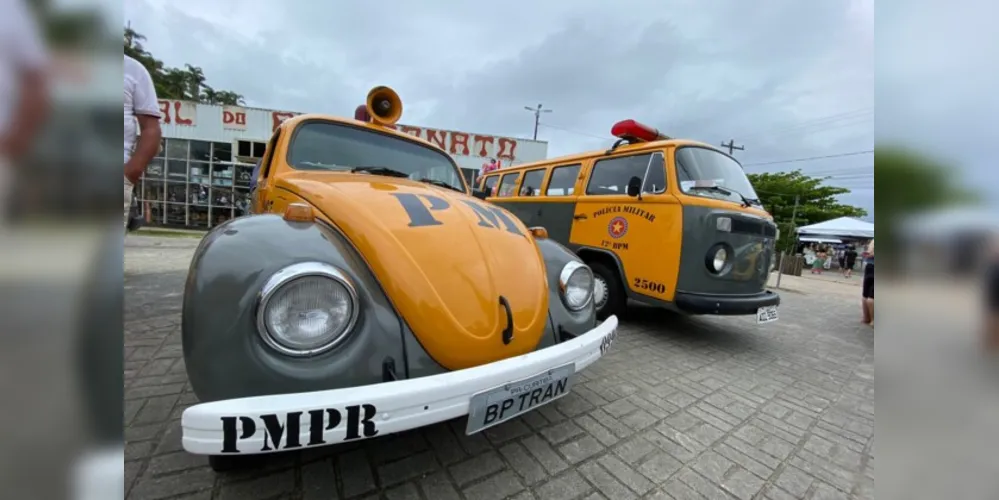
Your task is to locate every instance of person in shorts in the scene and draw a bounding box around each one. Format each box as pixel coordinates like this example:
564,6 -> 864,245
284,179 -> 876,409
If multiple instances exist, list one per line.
124,54 -> 162,228
861,240 -> 874,326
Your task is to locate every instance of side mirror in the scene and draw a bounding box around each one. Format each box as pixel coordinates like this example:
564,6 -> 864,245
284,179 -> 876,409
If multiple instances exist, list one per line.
472,188 -> 489,200
626,176 -> 642,197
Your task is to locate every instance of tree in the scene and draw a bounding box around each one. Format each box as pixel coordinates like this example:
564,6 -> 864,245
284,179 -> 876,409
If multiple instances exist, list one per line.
124,27 -> 245,105
747,170 -> 868,251
873,144 -> 979,272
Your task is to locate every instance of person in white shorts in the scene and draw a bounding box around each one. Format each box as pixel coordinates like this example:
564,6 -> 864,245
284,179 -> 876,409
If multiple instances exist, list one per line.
0,0 -> 48,223
123,54 -> 162,228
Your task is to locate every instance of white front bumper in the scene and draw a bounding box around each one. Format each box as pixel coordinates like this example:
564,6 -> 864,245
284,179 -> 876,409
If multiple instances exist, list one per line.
182,316 -> 618,455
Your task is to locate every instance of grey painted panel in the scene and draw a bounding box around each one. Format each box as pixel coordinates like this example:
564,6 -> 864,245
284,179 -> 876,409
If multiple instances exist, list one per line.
675,206 -> 776,295
535,238 -> 598,337
493,200 -> 577,247
183,214 -> 410,402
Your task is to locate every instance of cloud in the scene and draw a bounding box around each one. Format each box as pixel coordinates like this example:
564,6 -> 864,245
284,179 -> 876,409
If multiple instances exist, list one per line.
125,0 -> 875,213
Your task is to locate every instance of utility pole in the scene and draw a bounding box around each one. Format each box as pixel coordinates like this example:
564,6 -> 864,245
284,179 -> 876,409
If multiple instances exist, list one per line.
524,104 -> 552,141
774,194 -> 799,290
721,139 -> 744,155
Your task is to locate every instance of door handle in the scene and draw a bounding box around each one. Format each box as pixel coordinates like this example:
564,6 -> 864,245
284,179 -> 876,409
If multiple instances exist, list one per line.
573,214 -> 588,220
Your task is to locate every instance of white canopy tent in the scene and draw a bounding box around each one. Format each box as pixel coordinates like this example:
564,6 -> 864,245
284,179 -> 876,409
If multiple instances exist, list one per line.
797,217 -> 874,239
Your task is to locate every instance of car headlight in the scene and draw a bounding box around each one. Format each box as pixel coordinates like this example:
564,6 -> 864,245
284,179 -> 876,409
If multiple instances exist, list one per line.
707,245 -> 729,273
256,262 -> 359,356
559,261 -> 594,311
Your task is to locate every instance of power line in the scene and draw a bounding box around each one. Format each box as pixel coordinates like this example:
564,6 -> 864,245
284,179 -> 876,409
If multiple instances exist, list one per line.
742,150 -> 874,167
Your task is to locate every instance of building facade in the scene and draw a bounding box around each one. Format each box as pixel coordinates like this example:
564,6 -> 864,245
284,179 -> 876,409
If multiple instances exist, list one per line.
137,99 -> 547,229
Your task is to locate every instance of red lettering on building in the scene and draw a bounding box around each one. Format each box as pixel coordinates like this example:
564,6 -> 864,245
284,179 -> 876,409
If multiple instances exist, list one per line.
496,137 -> 518,161
272,112 -> 298,131
425,129 -> 448,150
473,135 -> 495,157
222,110 -> 247,126
157,100 -> 195,126
398,125 -> 422,138
449,132 -> 470,156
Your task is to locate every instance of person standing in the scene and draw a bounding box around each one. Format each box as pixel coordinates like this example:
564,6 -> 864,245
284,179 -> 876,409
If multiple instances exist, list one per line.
124,54 -> 162,228
844,245 -> 858,278
0,0 -> 48,223
861,240 -> 874,326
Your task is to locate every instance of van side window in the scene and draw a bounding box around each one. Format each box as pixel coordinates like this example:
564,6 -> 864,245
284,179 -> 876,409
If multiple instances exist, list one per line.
545,164 -> 581,196
497,173 -> 520,197
482,175 -> 499,193
519,169 -> 546,196
586,152 -> 666,195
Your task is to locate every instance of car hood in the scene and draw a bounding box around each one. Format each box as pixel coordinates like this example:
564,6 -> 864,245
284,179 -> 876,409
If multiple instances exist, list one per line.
278,173 -> 549,370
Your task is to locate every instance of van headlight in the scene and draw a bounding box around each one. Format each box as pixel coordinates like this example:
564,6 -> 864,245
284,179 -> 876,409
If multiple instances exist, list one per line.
559,261 -> 594,311
706,245 -> 731,274
256,262 -> 359,356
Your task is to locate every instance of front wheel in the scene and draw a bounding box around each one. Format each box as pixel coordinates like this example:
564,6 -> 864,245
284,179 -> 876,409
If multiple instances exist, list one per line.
590,262 -> 626,320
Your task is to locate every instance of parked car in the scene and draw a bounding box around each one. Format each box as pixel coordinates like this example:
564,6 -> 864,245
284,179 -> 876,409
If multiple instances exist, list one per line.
180,87 -> 619,471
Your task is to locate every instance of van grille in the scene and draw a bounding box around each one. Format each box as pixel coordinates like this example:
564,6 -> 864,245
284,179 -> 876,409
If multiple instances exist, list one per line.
731,218 -> 777,238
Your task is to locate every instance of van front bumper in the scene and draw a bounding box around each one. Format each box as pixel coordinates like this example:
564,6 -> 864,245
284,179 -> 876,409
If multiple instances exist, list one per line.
182,316 -> 618,456
674,290 -> 780,315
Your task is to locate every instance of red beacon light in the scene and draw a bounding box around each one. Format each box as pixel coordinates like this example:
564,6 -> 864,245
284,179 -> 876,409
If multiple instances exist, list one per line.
610,119 -> 670,143
354,105 -> 371,122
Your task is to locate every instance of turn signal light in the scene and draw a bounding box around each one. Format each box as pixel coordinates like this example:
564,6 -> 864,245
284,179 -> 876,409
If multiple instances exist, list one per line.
283,203 -> 314,222
528,227 -> 549,239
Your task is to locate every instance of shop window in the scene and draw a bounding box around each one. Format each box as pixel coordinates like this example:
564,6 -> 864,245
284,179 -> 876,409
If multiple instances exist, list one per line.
235,163 -> 254,186
166,139 -> 188,159
233,186 -> 252,216
211,163 -> 234,187
166,182 -> 188,204
141,179 -> 164,202
252,142 -> 266,158
189,140 -> 212,162
189,205 -> 209,229
212,142 -> 233,163
189,161 -> 210,184
164,202 -> 187,227
143,158 -> 164,180
166,159 -> 187,180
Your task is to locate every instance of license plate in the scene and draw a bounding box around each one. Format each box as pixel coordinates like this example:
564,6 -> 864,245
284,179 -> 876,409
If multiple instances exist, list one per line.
757,305 -> 779,324
466,363 -> 575,435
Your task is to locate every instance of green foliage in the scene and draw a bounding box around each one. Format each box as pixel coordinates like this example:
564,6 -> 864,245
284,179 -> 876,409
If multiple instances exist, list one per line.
873,144 -> 979,272
124,27 -> 245,106
747,170 -> 868,251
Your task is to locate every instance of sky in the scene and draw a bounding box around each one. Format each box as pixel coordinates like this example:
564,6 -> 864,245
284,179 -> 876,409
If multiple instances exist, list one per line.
122,0 -> 880,218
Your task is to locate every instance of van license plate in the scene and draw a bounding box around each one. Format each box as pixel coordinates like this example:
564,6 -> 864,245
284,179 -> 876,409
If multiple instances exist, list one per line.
466,363 -> 575,435
756,305 -> 779,324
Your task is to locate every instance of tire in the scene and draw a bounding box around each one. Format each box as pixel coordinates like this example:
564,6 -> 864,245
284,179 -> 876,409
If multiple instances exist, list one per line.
590,262 -> 626,319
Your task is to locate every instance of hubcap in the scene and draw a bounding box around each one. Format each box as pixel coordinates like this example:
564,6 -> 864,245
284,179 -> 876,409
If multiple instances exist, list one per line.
593,275 -> 609,309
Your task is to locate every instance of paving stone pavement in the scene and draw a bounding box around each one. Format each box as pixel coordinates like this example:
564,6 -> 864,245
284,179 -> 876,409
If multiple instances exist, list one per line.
124,235 -> 874,500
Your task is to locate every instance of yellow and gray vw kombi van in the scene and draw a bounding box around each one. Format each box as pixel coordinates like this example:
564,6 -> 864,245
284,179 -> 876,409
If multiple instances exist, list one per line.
479,119 -> 780,323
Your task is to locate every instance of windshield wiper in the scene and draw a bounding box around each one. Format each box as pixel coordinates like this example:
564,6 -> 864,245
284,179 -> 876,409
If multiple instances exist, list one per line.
689,185 -> 758,208
349,166 -> 410,178
417,178 -> 464,193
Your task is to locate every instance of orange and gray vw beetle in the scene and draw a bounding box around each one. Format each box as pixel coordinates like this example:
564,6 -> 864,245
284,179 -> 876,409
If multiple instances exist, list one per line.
180,86 -> 619,471
478,119 -> 781,323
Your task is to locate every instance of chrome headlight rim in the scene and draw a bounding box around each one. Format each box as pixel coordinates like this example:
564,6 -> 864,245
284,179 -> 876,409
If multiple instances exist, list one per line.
255,262 -> 360,357
705,243 -> 733,275
559,261 -> 594,311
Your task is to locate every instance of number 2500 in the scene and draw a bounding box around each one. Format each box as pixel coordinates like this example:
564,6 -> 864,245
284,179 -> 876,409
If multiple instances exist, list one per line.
633,278 -> 666,294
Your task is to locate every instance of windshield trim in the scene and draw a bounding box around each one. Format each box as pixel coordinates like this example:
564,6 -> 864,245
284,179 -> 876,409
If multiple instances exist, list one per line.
673,145 -> 758,205
284,118 -> 468,193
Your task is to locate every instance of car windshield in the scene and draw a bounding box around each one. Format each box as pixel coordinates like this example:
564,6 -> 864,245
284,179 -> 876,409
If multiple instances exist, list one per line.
287,120 -> 466,192
675,147 -> 760,204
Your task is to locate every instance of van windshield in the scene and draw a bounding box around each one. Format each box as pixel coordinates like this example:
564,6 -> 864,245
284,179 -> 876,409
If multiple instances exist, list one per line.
675,147 -> 760,205
287,120 -> 465,192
